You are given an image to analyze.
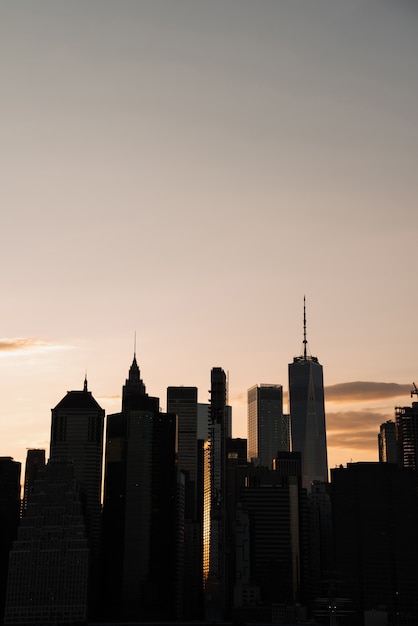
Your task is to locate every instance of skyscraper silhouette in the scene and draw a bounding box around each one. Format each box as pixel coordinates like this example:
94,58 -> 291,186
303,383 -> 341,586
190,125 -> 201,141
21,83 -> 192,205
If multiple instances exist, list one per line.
102,354 -> 178,622
22,449 -> 45,514
288,299 -> 328,490
4,459 -> 89,626
50,378 -> 104,559
204,367 -> 229,621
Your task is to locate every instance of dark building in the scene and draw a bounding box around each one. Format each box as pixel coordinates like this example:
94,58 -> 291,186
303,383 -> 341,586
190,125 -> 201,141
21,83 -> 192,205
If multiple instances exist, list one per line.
233,452 -> 309,624
167,386 -> 202,619
395,391 -> 418,471
50,378 -> 104,561
22,449 -> 45,514
288,299 -> 328,490
378,420 -> 397,464
330,462 -> 418,625
50,377 -> 104,621
0,457 -> 21,622
102,354 -> 178,622
247,384 -> 290,467
203,367 -> 229,621
4,458 -> 89,625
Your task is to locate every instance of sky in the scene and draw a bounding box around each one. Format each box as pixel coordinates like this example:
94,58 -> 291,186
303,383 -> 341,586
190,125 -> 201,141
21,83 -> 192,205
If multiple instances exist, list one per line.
1,0 -> 418,479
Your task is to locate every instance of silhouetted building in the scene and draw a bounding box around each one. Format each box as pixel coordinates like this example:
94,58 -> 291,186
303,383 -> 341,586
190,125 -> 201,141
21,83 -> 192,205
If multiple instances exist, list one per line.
203,367 -> 230,621
0,457 -> 21,622
4,458 -> 89,625
232,452 -> 309,623
331,462 -> 418,625
378,420 -> 397,464
50,378 -> 104,559
167,386 -> 202,619
50,377 -> 104,621
288,299 -> 328,490
102,354 -> 178,622
22,449 -> 45,514
247,383 -> 289,467
395,396 -> 418,471
306,480 -> 334,610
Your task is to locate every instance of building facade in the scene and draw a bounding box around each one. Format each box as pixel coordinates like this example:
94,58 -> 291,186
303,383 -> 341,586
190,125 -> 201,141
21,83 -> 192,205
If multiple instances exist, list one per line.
247,383 -> 289,467
288,300 -> 328,490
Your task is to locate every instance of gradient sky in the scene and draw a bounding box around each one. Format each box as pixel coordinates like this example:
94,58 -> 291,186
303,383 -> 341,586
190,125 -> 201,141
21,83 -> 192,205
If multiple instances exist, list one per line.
2,0 -> 418,477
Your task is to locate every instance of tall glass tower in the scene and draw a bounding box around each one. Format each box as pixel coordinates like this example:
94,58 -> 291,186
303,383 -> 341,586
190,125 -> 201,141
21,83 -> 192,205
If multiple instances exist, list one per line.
288,299 -> 328,490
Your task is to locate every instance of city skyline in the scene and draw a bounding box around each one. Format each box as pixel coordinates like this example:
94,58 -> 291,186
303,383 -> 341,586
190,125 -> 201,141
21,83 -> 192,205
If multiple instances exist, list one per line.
2,0 -> 417,475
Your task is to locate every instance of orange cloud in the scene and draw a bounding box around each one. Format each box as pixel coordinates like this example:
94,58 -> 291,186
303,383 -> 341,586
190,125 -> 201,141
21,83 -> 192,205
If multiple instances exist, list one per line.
325,381 -> 411,403
326,409 -> 393,451
0,338 -> 47,352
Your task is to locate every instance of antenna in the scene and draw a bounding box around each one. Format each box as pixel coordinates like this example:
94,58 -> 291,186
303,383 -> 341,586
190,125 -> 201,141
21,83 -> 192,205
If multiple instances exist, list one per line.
303,295 -> 307,360
134,331 -> 137,358
84,370 -> 88,392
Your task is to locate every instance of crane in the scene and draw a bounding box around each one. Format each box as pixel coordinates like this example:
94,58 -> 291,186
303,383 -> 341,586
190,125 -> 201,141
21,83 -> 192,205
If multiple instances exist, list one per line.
411,382 -> 418,398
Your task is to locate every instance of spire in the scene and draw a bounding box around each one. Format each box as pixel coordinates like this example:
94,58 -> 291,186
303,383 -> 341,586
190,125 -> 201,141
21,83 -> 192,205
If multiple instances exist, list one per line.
83,371 -> 88,392
294,295 -> 318,363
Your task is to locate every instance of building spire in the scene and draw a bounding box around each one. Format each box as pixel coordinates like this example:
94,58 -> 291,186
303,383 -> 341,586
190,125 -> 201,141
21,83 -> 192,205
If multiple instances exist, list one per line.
303,295 -> 307,360
84,371 -> 88,392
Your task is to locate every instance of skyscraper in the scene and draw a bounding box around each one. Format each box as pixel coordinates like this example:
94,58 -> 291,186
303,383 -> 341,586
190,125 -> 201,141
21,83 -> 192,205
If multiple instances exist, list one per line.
0,457 -> 21,622
288,299 -> 328,490
22,449 -> 45,514
204,367 -> 229,621
50,378 -> 104,559
331,462 -> 418,623
167,386 -> 202,619
395,387 -> 418,471
247,384 -> 289,467
102,354 -> 178,622
378,420 -> 397,464
4,459 -> 89,626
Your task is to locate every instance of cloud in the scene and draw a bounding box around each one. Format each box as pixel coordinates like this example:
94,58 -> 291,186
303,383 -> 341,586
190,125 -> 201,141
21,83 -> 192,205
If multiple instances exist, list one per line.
326,409 -> 393,451
325,381 -> 412,403
0,338 -> 48,352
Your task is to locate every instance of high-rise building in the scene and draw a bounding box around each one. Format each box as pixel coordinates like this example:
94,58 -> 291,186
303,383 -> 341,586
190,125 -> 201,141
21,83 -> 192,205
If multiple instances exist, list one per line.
233,452 -> 309,624
4,458 -> 89,626
22,449 -> 45,514
204,367 -> 229,621
0,457 -> 21,622
50,378 -> 104,558
395,389 -> 418,471
330,462 -> 418,624
102,354 -> 178,622
167,386 -> 202,619
247,384 -> 289,467
288,299 -> 328,490
50,378 -> 104,620
378,420 -> 397,464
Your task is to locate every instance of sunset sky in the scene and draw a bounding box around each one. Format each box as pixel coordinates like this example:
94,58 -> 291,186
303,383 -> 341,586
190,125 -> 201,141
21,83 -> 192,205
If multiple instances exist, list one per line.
2,0 -> 417,478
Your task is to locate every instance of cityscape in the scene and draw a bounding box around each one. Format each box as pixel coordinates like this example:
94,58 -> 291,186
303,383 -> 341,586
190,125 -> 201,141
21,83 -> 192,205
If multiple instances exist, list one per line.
3,2 -> 418,626
0,303 -> 417,626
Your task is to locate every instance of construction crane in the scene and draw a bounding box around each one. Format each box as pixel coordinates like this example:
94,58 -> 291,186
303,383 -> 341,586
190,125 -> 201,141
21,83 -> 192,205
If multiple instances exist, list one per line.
411,382 -> 418,398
